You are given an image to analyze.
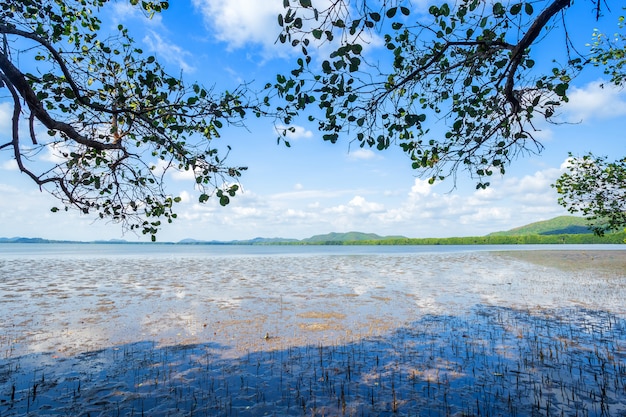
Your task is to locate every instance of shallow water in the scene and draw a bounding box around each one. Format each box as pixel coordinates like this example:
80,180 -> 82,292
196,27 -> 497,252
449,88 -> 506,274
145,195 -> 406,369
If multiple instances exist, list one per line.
0,244 -> 625,416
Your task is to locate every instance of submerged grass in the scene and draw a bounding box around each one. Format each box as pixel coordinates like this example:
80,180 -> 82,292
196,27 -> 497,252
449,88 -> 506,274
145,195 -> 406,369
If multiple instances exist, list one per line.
1,248 -> 625,415
1,305 -> 625,416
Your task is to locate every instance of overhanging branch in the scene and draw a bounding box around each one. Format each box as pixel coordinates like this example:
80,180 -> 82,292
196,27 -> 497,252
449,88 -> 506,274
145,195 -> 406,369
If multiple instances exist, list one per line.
0,50 -> 121,151
504,0 -> 572,111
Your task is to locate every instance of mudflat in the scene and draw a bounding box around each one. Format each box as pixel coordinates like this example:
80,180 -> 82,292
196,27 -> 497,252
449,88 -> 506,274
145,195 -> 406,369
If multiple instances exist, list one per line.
1,245 -> 625,416
498,249 -> 626,275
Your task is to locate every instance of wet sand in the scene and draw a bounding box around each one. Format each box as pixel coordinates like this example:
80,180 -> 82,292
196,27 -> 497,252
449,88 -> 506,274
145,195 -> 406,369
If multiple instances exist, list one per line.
498,250 -> 626,274
1,246 -> 625,415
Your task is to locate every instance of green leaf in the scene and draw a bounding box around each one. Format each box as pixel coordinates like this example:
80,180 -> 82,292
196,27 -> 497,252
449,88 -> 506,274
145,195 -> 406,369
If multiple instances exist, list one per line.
524,3 -> 534,15
440,3 -> 450,17
554,83 -> 568,97
386,7 -> 397,18
492,2 -> 504,16
510,3 -> 522,15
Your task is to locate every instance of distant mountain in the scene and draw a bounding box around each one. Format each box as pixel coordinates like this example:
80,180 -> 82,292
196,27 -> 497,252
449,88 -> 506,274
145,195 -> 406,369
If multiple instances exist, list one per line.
302,231 -> 407,243
244,237 -> 300,244
177,237 -> 299,244
488,216 -> 593,236
177,238 -> 209,244
177,232 -> 404,244
1,217 -> 611,246
0,237 -> 53,243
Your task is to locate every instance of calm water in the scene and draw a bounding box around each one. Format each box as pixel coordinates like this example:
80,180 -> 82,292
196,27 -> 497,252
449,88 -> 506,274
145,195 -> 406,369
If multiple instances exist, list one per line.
0,244 -> 625,416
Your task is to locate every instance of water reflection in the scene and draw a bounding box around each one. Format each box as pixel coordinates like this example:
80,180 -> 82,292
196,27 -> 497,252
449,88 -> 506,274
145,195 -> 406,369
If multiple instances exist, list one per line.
0,246 -> 624,415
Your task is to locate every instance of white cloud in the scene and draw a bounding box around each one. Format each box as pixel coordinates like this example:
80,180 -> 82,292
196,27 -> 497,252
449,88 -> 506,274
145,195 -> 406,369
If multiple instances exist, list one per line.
110,3 -> 164,28
408,178 -> 433,198
151,160 -> 200,182
0,155 -> 571,242
107,4 -> 194,74
190,0 -> 380,61
275,124 -> 314,140
1,160 -> 17,171
40,143 -> 71,164
178,190 -> 193,203
347,149 -> 377,161
143,32 -> 195,73
369,163 -> 569,237
327,195 -> 385,215
191,0 -> 284,51
0,102 -> 11,133
170,166 -> 196,181
459,207 -> 511,226
8,151 -> 567,240
563,80 -> 626,122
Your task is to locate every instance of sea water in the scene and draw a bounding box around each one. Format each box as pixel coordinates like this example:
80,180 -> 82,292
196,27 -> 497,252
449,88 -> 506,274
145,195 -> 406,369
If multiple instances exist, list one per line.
0,244 -> 624,416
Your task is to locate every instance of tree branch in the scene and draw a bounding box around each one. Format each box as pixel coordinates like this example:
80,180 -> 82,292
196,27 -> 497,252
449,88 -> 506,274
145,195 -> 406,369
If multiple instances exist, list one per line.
0,50 -> 121,151
373,39 -> 515,111
504,0 -> 572,111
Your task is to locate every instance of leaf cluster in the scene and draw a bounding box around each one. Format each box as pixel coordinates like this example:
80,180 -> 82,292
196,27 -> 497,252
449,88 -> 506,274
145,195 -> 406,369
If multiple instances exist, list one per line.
272,0 -> 581,188
554,154 -> 626,235
0,0 -> 256,239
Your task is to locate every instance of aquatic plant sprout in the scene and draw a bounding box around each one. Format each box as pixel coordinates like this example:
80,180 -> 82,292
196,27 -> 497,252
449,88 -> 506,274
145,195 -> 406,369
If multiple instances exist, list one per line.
0,245 -> 624,415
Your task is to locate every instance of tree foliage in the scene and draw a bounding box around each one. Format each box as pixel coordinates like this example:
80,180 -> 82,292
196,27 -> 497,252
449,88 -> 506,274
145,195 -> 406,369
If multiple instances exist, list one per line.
272,0 -> 625,228
0,0 -> 255,239
590,15 -> 626,86
555,154 -> 626,235
552,15 -> 626,235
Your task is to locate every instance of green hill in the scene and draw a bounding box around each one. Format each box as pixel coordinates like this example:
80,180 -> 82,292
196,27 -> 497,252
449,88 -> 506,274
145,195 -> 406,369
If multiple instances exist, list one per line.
302,231 -> 407,243
488,216 -> 593,236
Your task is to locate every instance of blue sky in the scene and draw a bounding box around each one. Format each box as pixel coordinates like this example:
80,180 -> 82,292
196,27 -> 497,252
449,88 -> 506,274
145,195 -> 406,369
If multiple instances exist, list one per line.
0,0 -> 624,242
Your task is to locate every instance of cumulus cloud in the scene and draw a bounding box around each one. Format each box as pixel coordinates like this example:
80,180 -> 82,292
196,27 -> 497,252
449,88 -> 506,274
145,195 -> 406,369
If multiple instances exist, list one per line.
39,143 -> 71,164
191,0 -> 382,60
151,160 -> 206,182
563,80 -> 626,122
171,168 -> 197,181
327,195 -> 385,215
210,165 -> 566,239
408,178 -> 433,198
191,0 -> 284,51
178,190 -> 193,203
458,207 -> 511,226
275,124 -> 314,140
370,163 -> 569,237
2,149 -> 571,242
